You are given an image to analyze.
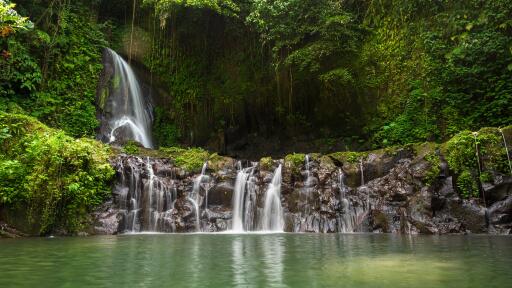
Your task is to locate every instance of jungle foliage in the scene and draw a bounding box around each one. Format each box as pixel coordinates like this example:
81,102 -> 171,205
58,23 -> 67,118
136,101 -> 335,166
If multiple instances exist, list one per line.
0,113 -> 114,234
1,0 -> 108,138
122,0 -> 511,150
2,0 -> 512,151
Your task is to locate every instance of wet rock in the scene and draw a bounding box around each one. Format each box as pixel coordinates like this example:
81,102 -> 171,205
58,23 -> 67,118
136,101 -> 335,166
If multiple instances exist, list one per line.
483,175 -> 512,205
209,182 -> 234,206
95,148 -> 511,236
447,199 -> 487,233
89,200 -> 121,235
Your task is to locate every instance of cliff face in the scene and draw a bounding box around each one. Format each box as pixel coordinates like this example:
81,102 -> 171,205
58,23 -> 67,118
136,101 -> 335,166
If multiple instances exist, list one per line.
89,139 -> 512,235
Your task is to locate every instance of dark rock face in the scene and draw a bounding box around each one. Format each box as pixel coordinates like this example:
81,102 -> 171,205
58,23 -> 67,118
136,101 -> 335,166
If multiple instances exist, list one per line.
90,151 -> 512,235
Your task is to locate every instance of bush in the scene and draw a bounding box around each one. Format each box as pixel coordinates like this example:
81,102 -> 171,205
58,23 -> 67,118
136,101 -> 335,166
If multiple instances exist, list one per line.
0,113 -> 114,234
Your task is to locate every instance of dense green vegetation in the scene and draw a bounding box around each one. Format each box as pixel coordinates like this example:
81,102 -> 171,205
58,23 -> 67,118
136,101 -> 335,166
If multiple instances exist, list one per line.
2,0 -> 511,151
444,127 -> 511,199
1,0 -> 511,234
1,0 -> 107,138
0,113 -> 114,234
110,0 -> 512,152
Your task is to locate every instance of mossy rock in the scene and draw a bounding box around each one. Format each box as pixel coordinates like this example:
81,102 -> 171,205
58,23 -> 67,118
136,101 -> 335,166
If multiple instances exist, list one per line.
159,146 -> 210,173
208,153 -> 235,172
259,156 -> 274,171
327,151 -> 368,165
284,153 -> 306,174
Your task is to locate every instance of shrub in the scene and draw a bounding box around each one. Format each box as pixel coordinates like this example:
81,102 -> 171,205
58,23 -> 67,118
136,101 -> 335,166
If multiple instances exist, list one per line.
0,113 -> 114,234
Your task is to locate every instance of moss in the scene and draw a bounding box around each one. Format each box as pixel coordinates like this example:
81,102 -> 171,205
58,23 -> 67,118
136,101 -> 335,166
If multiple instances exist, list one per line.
207,153 -> 233,171
444,131 -> 477,174
259,156 -> 273,170
122,140 -> 140,155
412,142 -> 438,158
479,171 -> 493,183
457,170 -> 479,198
443,128 -> 510,199
159,146 -> 210,172
0,113 -> 115,235
284,153 -> 305,173
327,151 -> 368,164
423,152 -> 440,186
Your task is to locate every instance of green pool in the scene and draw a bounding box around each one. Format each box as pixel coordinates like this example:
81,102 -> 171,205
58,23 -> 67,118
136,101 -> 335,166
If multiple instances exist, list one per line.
0,233 -> 510,287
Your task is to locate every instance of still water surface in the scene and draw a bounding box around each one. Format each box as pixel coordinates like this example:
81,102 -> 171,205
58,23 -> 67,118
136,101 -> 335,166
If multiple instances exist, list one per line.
0,233 -> 511,287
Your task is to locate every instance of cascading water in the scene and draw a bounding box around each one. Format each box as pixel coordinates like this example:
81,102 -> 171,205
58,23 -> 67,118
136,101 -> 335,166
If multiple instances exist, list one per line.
473,132 -> 486,206
500,129 -> 512,176
114,156 -> 177,233
338,169 -> 347,201
189,162 -> 208,232
100,48 -> 153,148
336,169 -> 365,233
261,165 -> 284,232
231,162 -> 256,232
360,158 -> 369,209
188,197 -> 201,232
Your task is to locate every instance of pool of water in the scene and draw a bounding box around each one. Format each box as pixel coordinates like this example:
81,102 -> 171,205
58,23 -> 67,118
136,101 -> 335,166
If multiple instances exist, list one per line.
0,233 -> 511,287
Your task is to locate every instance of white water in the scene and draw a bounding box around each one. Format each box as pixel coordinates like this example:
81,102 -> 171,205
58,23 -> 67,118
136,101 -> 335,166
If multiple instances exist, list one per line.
473,132 -> 486,206
146,158 -> 155,231
500,129 -> 512,176
201,181 -> 214,210
116,157 -> 176,233
188,197 -> 201,232
305,154 -> 312,187
360,158 -> 369,210
261,165 -> 284,232
106,48 -> 153,148
231,162 -> 256,232
190,162 -> 208,232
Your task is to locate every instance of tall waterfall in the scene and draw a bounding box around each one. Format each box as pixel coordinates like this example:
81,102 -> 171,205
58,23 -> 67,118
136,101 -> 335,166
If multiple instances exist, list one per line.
101,48 -> 153,148
231,162 -> 256,232
261,165 -> 284,232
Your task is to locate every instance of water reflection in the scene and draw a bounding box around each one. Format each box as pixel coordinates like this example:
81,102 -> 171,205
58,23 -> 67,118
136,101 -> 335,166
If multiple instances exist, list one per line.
1,234 -> 511,288
261,235 -> 286,288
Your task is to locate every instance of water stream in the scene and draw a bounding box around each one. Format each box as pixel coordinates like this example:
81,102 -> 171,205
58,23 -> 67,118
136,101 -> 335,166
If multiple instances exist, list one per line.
102,49 -> 153,148
261,165 -> 284,232
231,162 -> 256,232
500,128 -> 512,176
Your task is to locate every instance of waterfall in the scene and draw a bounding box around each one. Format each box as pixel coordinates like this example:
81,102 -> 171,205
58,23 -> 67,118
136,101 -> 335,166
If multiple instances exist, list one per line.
261,165 -> 284,232
336,169 -> 362,233
305,154 -> 312,186
231,162 -> 256,232
114,156 -> 176,233
473,132 -> 486,206
360,158 -> 369,210
302,154 -> 316,216
188,198 -> 201,232
146,158 -> 155,230
102,48 -> 153,148
500,129 -> 512,176
190,162 -> 208,232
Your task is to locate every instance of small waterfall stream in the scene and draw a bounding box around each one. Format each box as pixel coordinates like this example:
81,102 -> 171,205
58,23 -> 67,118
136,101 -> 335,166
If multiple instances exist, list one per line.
261,165 -> 284,232
190,162 -> 208,232
473,132 -> 486,206
231,162 -> 256,232
500,129 -> 512,176
336,169 -> 366,233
